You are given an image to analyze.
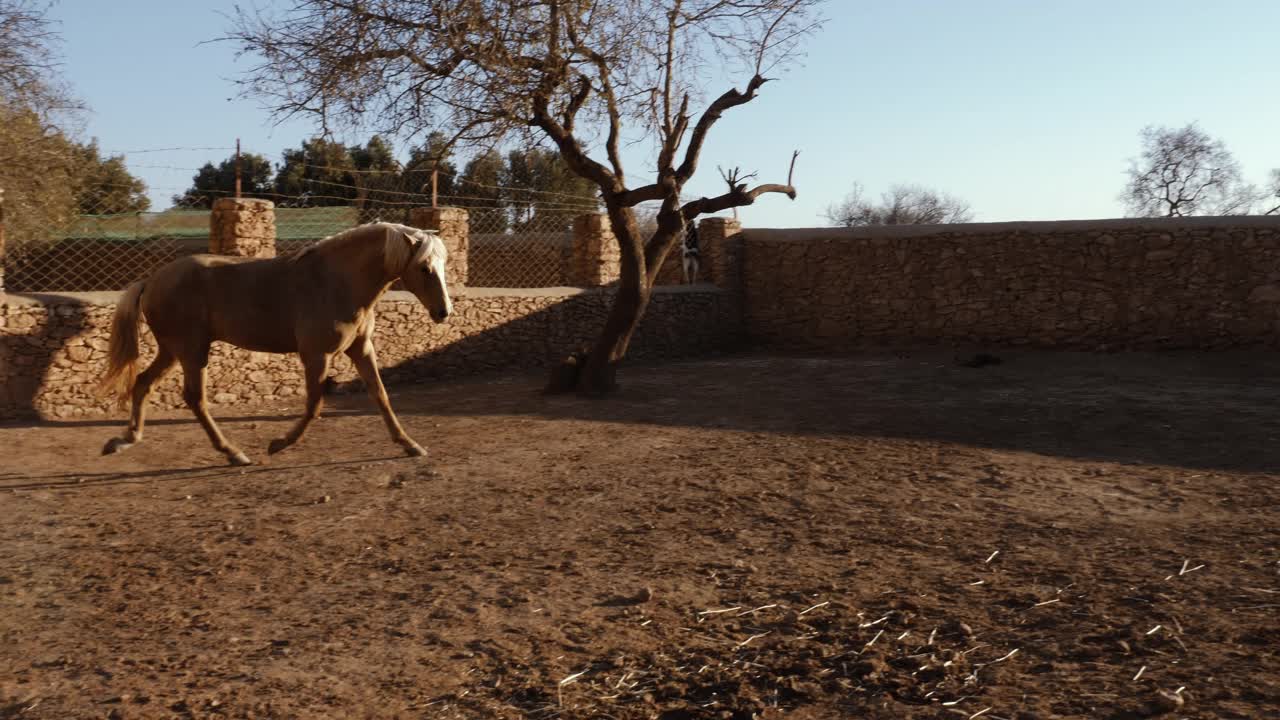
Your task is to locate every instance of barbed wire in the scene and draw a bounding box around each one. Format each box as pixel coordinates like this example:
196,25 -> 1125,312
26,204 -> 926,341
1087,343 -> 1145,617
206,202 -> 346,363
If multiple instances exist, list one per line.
123,160 -> 605,206
106,146 -> 236,155
294,162 -> 607,204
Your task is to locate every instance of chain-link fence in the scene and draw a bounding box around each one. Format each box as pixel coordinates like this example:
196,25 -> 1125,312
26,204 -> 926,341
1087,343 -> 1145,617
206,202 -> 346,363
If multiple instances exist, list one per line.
467,209 -> 574,287
1,203 -> 208,293
1,164 -> 607,291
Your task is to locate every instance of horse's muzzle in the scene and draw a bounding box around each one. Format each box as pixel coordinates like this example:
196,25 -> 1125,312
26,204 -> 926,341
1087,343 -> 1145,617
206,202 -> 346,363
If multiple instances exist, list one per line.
431,308 -> 450,323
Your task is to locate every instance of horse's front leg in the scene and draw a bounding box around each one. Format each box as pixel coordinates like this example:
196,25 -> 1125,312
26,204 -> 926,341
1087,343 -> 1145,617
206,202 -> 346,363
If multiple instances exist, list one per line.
345,334 -> 425,458
268,351 -> 330,455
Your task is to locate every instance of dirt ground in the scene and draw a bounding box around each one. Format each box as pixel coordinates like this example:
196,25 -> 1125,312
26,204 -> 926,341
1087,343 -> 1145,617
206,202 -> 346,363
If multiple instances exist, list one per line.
1,351 -> 1278,720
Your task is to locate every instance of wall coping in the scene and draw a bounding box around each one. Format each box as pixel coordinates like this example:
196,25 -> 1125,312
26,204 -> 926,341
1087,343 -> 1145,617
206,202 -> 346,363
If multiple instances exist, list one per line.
1,284 -> 725,309
746,215 -> 1280,241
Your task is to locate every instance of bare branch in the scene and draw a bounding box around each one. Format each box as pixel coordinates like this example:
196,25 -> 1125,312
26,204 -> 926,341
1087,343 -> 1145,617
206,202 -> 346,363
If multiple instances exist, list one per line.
675,74 -> 769,181
683,151 -> 799,219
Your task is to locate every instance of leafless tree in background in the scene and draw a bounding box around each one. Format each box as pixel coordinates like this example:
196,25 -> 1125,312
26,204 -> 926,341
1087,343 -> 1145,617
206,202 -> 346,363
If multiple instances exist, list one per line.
1263,169 -> 1280,216
227,0 -> 825,394
1121,123 -> 1262,218
0,0 -> 74,111
825,182 -> 973,227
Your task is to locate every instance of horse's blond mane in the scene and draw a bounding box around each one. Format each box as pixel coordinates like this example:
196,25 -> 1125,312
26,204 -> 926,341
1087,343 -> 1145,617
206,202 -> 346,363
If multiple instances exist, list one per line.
299,222 -> 442,276
379,222 -> 444,276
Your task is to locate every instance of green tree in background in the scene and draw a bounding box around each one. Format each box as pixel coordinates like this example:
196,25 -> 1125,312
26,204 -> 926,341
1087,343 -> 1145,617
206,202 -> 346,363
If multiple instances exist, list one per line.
273,137 -> 356,205
505,147 -> 598,230
0,0 -> 92,240
456,149 -> 508,232
349,135 -> 401,214
172,151 -> 273,208
403,131 -> 458,200
72,140 -> 150,214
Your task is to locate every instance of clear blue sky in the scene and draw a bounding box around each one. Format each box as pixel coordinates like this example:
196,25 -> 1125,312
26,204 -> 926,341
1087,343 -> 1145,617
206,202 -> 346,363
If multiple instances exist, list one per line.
52,0 -> 1280,227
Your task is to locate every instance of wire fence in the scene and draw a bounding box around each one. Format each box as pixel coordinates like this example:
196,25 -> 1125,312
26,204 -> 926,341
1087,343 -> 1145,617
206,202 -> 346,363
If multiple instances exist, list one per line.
1,167 -> 609,291
1,204 -> 208,292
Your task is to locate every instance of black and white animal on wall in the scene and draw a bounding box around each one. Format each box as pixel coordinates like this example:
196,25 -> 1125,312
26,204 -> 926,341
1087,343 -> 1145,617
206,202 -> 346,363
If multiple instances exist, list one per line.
681,222 -> 701,284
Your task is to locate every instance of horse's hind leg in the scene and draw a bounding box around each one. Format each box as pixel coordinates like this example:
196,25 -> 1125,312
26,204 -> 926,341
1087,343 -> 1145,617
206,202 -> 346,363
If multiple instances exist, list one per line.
346,338 -> 425,458
268,351 -> 330,456
103,348 -> 176,455
180,351 -> 252,466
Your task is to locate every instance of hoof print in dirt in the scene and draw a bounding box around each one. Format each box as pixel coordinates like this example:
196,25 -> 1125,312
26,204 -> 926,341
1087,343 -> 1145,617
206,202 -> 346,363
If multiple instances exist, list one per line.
597,586 -> 653,607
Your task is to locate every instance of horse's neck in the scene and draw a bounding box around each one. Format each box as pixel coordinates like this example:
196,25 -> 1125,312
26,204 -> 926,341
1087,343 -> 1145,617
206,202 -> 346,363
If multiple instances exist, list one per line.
321,235 -> 398,308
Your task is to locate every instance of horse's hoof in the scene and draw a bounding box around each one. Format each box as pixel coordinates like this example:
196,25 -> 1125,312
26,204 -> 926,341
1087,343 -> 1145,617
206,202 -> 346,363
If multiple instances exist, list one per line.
102,437 -> 133,455
403,442 -> 427,458
228,451 -> 253,466
267,438 -> 291,455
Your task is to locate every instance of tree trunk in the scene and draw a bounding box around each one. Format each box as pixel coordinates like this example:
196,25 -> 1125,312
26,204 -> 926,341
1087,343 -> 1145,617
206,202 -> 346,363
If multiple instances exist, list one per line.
546,205 -> 665,395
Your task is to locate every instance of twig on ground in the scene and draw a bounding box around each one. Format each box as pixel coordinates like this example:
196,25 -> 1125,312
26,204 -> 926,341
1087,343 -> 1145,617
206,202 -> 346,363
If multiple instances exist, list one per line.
862,629 -> 885,651
799,601 -> 829,615
990,648 -> 1019,663
698,606 -> 741,616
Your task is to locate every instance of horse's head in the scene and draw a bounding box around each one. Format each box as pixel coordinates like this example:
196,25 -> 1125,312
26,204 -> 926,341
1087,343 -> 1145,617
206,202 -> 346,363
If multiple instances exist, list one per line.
394,227 -> 453,323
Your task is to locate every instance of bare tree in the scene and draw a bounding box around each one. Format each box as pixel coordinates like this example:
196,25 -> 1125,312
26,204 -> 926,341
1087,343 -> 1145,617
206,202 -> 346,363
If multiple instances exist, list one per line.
228,0 -> 824,394
1121,123 -> 1261,217
1263,169 -> 1280,216
824,182 -> 973,227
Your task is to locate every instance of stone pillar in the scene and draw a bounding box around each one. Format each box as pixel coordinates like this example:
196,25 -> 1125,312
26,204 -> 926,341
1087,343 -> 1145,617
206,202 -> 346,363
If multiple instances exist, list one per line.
699,216 -> 744,290
210,198 -> 276,258
408,207 -> 468,291
567,213 -> 621,287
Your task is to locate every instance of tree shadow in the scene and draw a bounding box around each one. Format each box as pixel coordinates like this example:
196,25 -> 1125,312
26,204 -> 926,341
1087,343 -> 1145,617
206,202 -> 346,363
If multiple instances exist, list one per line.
341,285 -> 742,390
377,349 -> 1280,475
1,293 -> 92,421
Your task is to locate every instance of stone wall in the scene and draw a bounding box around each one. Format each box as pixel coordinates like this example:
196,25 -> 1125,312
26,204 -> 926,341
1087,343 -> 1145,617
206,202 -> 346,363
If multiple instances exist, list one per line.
14,211 -> 1278,423
0,285 -> 741,421
743,217 -> 1280,351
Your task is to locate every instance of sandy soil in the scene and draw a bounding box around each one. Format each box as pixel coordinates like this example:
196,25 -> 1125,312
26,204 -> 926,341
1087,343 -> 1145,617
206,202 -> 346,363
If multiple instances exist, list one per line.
1,351 -> 1278,719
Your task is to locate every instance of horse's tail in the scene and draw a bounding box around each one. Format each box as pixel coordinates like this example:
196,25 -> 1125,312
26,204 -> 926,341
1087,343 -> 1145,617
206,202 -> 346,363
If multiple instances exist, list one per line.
97,280 -> 146,410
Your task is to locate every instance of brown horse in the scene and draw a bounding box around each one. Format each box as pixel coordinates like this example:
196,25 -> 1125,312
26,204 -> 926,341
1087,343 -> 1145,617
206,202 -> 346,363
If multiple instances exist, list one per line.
97,222 -> 452,466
